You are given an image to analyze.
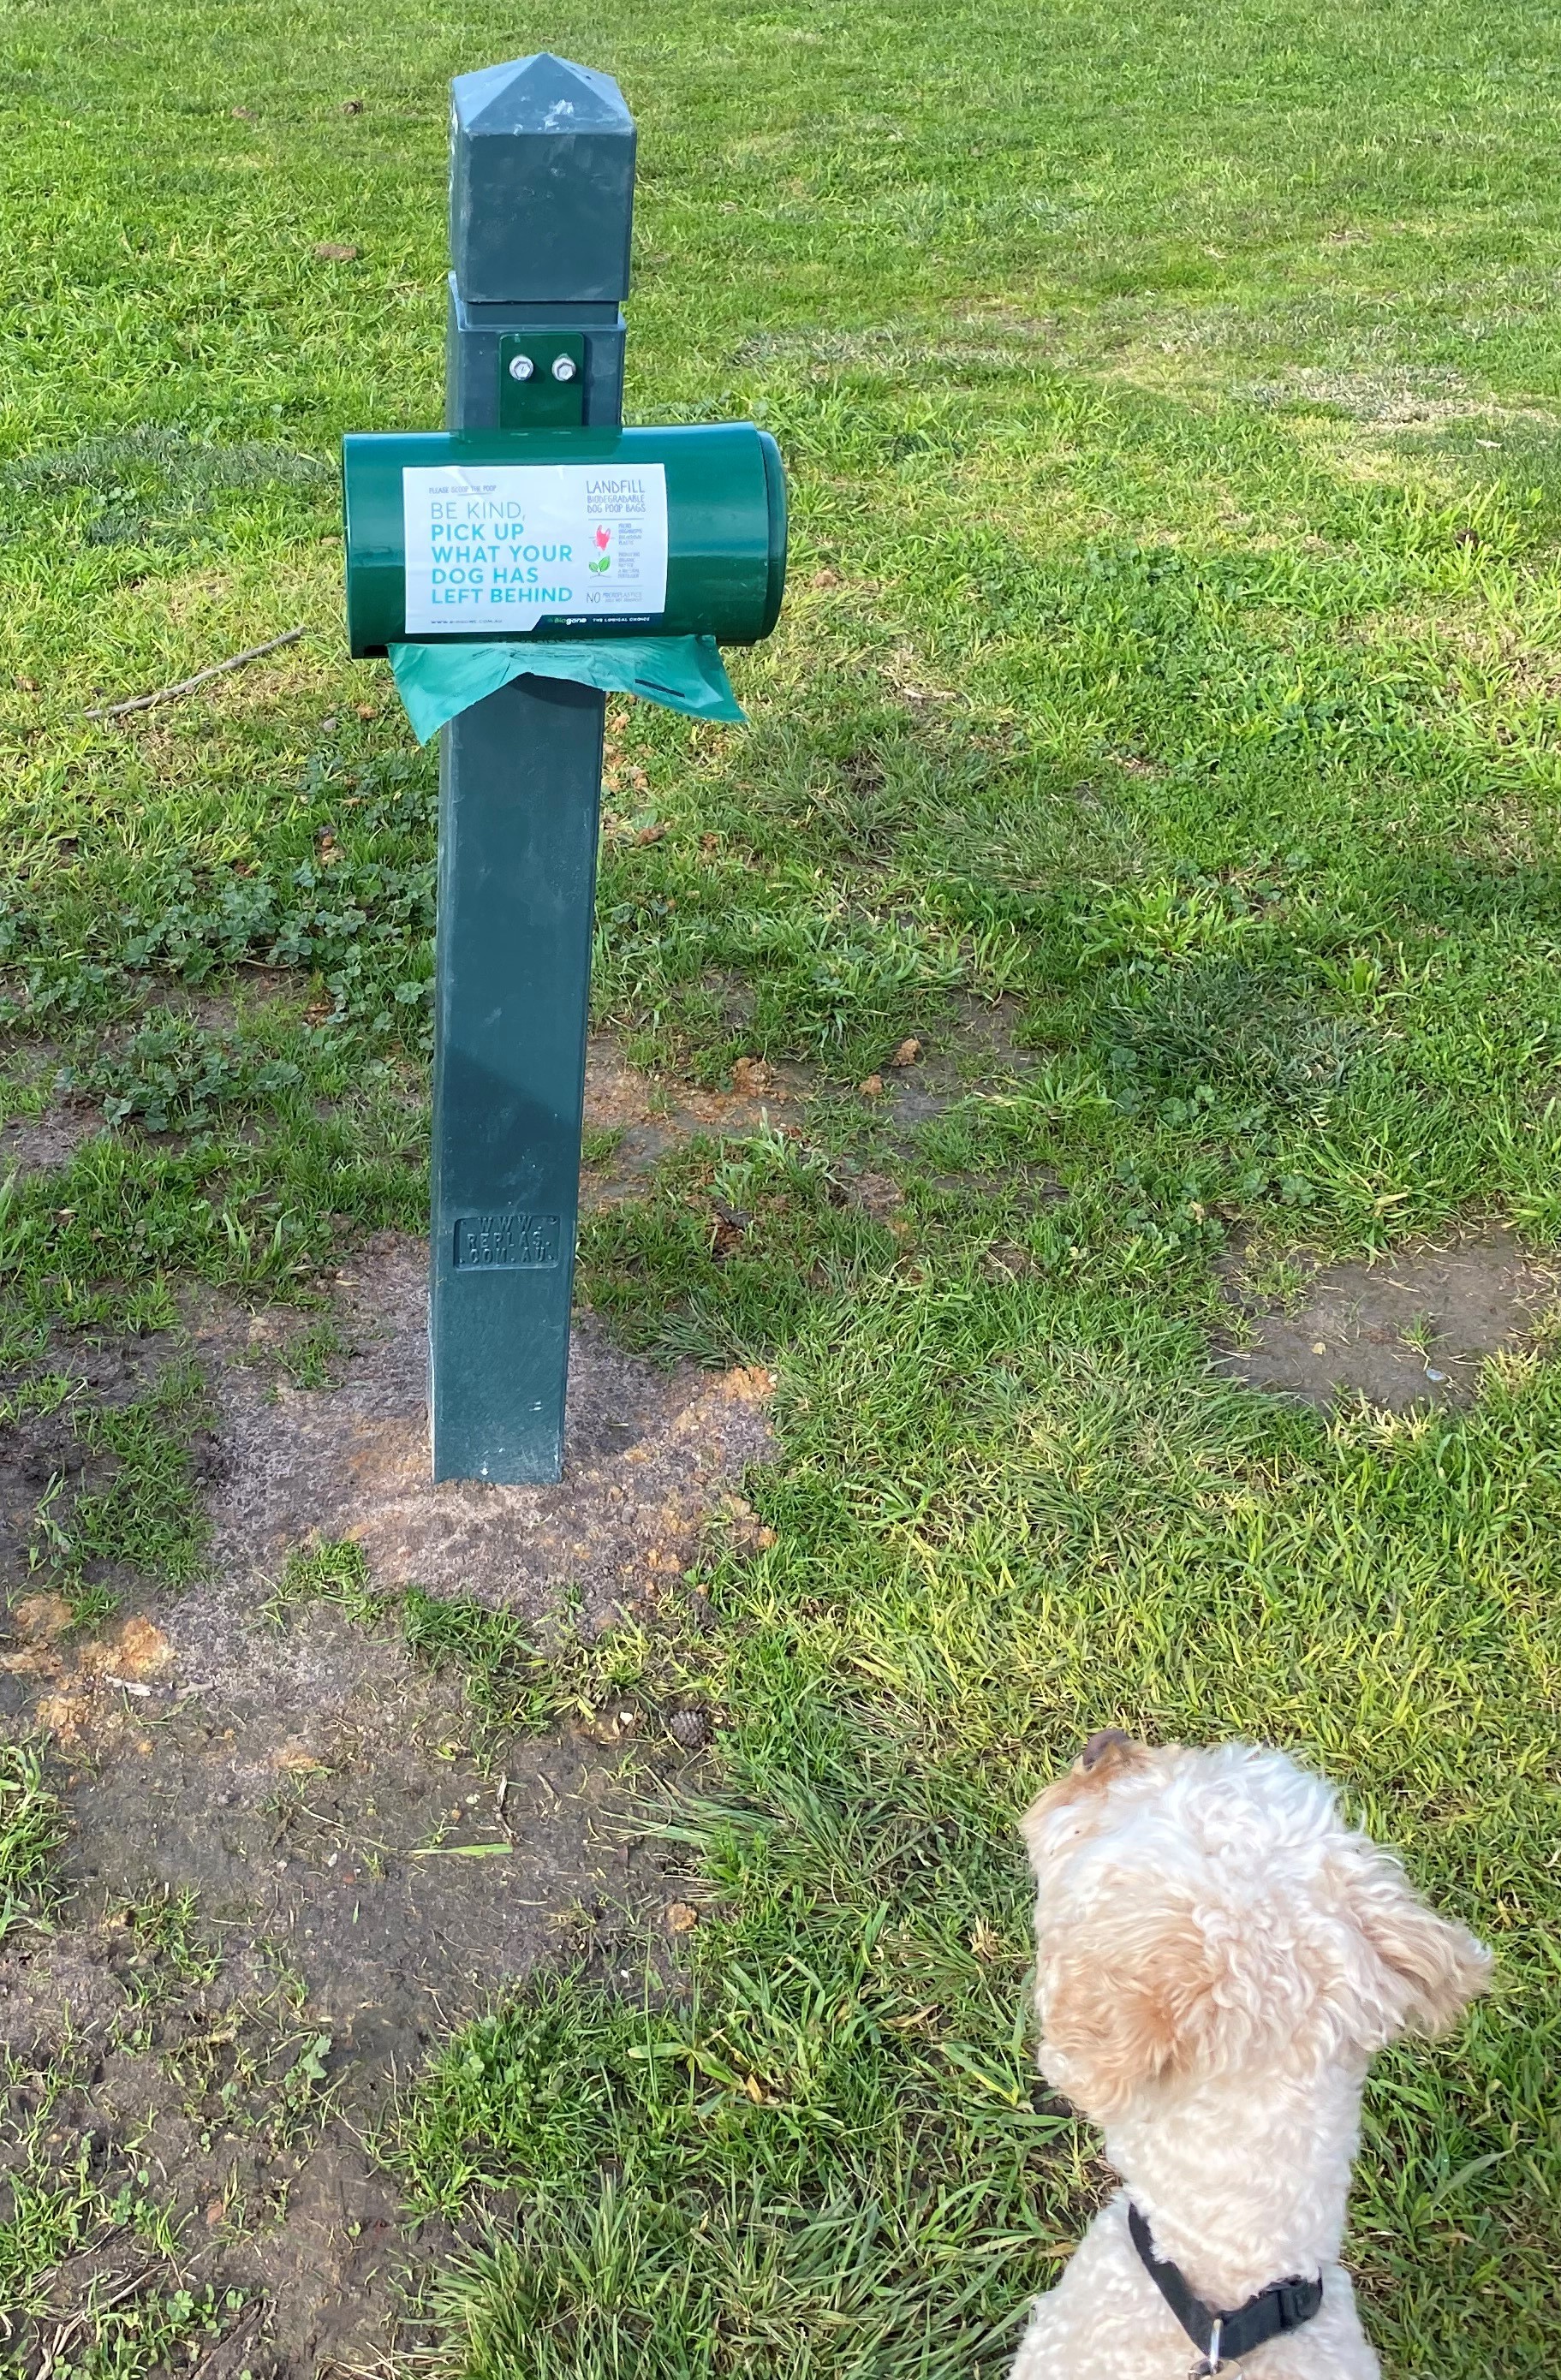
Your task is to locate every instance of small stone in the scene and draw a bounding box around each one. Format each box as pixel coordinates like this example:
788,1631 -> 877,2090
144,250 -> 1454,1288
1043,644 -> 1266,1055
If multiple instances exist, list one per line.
666,1901 -> 700,1933
1311,1342 -> 1327,1356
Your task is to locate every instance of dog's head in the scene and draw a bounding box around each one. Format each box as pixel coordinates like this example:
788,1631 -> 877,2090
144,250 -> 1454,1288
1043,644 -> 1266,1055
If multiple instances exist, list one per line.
1020,1735 -> 1492,2122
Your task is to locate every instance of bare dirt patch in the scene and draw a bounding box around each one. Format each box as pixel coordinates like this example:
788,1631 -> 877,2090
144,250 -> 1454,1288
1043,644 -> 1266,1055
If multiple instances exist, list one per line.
1,1639 -> 685,2374
0,1094 -> 102,1171
1214,1229 -> 1560,1409
1,1915 -> 432,2377
865,997 -> 1039,1128
2,1564 -> 697,2373
187,1230 -> 773,1633
581,1033 -> 812,1206
0,1218 -> 771,2372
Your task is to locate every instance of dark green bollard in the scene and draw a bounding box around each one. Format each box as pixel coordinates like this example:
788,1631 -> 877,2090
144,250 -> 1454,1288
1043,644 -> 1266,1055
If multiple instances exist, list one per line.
433,54 -> 635,1483
342,54 -> 785,1480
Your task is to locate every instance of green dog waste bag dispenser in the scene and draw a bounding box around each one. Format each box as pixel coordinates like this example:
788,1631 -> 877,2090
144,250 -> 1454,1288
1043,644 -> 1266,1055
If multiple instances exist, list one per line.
341,52 -> 787,1490
343,424 -> 786,659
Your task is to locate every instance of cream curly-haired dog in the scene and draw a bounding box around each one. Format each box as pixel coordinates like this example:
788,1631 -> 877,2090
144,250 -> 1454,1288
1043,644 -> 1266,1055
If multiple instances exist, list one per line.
1010,1734 -> 1491,2379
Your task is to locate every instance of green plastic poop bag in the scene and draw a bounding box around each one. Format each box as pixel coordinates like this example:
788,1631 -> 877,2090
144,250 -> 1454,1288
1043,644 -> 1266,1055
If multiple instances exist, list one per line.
388,634 -> 744,745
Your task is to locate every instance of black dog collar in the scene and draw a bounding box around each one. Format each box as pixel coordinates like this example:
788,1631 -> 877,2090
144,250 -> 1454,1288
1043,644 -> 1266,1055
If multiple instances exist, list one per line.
1128,2201 -> 1324,2372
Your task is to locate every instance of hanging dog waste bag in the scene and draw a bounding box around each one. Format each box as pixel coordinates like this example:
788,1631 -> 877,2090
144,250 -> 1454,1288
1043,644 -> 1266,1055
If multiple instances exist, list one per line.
387,633 -> 744,743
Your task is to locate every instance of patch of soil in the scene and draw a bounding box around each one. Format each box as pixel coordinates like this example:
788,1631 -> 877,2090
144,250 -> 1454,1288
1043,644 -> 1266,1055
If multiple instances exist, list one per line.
0,1096 -> 102,1171
51,1653 -> 668,2050
0,1210 -> 766,2372
2,1598 -> 690,2374
0,1907 -> 426,2371
184,1231 -> 773,1633
1214,1229 -> 1560,1409
865,997 -> 1039,1128
581,1033 -> 813,1207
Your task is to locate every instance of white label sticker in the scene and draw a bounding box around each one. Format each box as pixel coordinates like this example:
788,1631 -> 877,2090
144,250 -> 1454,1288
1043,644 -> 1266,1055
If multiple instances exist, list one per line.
401,462 -> 669,634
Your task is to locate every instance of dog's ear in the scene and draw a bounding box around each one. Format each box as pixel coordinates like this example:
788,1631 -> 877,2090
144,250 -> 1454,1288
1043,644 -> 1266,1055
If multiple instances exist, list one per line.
1036,1898 -> 1223,2120
1019,1733 -> 1150,1868
1338,1842 -> 1492,2045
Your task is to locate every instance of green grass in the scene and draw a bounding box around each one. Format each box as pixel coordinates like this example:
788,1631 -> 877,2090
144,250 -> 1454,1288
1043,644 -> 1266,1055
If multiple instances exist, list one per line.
19,1360 -> 214,1592
262,1533 -> 384,1628
4,0 -> 1561,2372
0,1741 -> 66,1943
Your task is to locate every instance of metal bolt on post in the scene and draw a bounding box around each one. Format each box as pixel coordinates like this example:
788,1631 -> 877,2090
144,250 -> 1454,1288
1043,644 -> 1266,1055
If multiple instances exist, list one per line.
432,54 -> 635,1483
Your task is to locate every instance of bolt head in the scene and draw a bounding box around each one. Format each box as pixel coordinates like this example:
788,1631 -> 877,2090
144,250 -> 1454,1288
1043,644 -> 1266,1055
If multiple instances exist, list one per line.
507,354 -> 535,382
551,354 -> 579,383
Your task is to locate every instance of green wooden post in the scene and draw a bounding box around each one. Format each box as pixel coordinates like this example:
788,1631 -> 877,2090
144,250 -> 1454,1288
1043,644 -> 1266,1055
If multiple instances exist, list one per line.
432,56 -> 635,1481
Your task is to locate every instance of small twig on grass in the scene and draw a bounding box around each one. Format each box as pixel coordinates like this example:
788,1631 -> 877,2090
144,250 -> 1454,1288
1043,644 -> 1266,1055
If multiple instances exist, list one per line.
83,626 -> 305,720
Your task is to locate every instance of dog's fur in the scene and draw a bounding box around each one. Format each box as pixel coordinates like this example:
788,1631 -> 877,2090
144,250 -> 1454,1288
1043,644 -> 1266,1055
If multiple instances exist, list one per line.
1010,1736 -> 1491,2378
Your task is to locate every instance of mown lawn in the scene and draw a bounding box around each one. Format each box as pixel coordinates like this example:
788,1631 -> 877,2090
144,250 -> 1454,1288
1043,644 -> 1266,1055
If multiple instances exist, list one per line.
3,0 -> 1559,2372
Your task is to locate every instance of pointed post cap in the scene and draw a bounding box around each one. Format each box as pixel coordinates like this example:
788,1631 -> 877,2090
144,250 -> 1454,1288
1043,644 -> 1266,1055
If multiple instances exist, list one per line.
450,53 -> 635,305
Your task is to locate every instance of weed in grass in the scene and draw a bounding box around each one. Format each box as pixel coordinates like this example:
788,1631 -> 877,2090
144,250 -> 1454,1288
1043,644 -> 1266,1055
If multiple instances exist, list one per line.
398,1588 -> 653,1740
1093,953 -> 1365,1126
274,1316 -> 346,1389
237,1311 -> 349,1389
399,1590 -> 557,1736
1,749 -> 438,1045
57,1011 -> 304,1135
63,1578 -> 122,1632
